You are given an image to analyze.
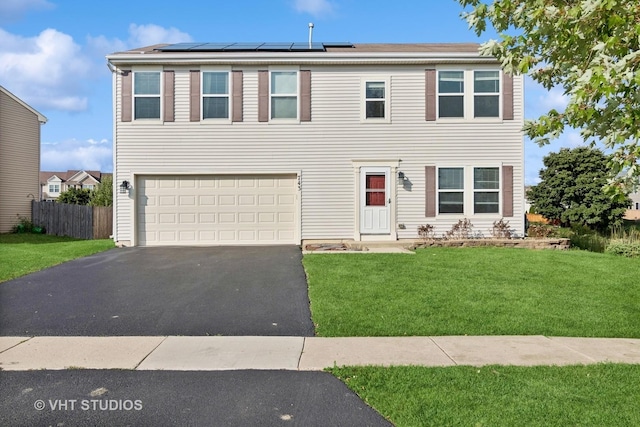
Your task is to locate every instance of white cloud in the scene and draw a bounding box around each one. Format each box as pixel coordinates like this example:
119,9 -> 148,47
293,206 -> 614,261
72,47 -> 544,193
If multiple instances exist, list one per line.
87,23 -> 193,61
0,0 -> 53,23
524,76 -> 569,119
293,0 -> 335,16
0,28 -> 91,112
41,139 -> 113,172
537,87 -> 569,112
127,23 -> 193,48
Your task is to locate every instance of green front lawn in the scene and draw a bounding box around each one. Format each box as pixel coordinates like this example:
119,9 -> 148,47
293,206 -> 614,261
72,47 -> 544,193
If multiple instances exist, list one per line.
330,364 -> 640,427
303,247 -> 640,337
0,234 -> 115,283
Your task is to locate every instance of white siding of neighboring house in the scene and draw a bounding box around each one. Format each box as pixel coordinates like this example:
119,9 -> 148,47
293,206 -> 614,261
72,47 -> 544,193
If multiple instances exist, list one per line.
0,90 -> 42,233
114,64 -> 524,244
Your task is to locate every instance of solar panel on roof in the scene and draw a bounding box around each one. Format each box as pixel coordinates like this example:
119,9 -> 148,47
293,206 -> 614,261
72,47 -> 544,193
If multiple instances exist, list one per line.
155,42 -> 354,52
322,42 -> 354,48
224,43 -> 263,50
157,43 -> 208,51
290,42 -> 324,51
258,43 -> 294,50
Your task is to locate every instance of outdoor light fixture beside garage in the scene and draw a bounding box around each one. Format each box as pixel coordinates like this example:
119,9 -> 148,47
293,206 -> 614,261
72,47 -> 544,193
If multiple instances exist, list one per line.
119,180 -> 131,194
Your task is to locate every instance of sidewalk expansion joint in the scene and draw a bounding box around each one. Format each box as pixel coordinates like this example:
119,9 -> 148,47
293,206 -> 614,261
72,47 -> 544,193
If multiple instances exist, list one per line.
133,336 -> 169,370
429,337 -> 458,365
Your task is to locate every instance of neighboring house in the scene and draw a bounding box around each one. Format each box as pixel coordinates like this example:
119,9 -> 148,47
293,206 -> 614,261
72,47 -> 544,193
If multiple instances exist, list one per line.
40,170 -> 112,201
0,86 -> 47,233
626,190 -> 640,220
106,42 -> 524,247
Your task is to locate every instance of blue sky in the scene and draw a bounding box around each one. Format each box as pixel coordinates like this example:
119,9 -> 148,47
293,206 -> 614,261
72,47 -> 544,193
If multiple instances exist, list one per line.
0,0 -> 576,184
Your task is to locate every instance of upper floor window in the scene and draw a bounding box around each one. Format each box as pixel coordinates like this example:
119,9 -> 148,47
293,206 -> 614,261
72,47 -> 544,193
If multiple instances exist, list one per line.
437,69 -> 501,119
438,71 -> 464,118
202,71 -> 229,119
361,77 -> 390,122
134,71 -> 161,119
474,71 -> 500,118
365,81 -> 386,119
83,184 -> 95,190
48,184 -> 60,193
270,71 -> 297,119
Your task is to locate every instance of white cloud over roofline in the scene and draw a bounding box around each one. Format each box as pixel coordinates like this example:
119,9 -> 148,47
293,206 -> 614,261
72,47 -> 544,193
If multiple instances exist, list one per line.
41,139 -> 113,173
0,28 -> 90,112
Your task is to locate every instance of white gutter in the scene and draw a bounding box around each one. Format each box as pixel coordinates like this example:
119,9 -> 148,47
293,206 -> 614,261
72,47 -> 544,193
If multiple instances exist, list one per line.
106,51 -> 496,66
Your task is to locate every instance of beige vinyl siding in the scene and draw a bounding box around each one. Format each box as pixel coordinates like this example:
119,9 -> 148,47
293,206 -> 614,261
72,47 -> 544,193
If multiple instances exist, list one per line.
0,91 -> 41,233
114,65 -> 524,243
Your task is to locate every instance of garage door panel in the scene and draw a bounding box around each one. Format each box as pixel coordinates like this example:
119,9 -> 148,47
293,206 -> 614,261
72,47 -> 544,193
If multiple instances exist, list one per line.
137,175 -> 297,246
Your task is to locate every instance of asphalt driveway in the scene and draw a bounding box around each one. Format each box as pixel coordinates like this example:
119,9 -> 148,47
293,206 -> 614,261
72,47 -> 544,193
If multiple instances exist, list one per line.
0,246 -> 314,336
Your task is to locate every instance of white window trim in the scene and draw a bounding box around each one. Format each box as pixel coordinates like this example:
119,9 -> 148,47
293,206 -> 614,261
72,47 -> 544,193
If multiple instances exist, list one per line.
361,76 -> 391,123
201,67 -> 232,122
436,67 -> 503,122
436,164 -> 503,217
132,67 -> 163,122
269,67 -> 300,123
48,184 -> 60,193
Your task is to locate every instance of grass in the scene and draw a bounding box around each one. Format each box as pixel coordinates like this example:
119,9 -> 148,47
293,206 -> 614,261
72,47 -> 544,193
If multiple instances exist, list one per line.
329,364 -> 640,427
0,234 -> 115,283
303,247 -> 640,337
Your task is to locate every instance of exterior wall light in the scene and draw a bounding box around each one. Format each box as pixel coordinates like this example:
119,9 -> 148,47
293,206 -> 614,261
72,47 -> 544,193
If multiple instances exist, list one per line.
119,180 -> 131,194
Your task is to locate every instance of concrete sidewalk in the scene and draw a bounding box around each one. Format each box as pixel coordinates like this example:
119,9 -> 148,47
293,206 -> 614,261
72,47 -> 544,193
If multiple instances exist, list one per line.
1,336 -> 639,371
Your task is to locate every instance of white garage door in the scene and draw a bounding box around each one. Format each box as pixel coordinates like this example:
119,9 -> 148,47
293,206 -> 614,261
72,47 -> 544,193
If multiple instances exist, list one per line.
136,175 -> 297,246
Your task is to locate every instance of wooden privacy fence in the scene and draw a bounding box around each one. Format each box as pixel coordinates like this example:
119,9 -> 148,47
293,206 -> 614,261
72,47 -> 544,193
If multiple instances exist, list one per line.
31,201 -> 112,239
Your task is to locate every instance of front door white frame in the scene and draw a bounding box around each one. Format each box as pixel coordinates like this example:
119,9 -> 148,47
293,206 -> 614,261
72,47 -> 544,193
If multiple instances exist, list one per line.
352,160 -> 399,241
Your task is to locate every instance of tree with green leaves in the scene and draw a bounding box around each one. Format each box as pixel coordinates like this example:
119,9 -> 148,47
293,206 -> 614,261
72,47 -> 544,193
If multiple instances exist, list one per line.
57,187 -> 92,205
459,0 -> 640,195
89,175 -> 113,207
527,147 -> 630,231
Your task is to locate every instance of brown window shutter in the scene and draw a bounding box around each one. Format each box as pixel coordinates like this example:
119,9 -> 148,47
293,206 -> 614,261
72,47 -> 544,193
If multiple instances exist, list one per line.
163,70 -> 175,122
425,166 -> 436,217
300,70 -> 311,122
258,70 -> 269,122
425,69 -> 436,121
232,70 -> 243,122
190,70 -> 200,122
503,73 -> 514,120
502,165 -> 514,217
121,71 -> 132,122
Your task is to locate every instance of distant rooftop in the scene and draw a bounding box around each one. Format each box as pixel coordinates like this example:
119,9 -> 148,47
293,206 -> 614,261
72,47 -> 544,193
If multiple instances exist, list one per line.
155,42 -> 354,52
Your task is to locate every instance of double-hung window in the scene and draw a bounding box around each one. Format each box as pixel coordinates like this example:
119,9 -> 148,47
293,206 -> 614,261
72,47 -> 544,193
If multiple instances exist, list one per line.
134,71 -> 161,119
362,77 -> 390,122
437,166 -> 501,215
474,71 -> 500,118
48,184 -> 60,193
437,69 -> 501,119
473,167 -> 500,213
438,71 -> 464,118
202,71 -> 229,119
438,168 -> 464,214
270,71 -> 298,119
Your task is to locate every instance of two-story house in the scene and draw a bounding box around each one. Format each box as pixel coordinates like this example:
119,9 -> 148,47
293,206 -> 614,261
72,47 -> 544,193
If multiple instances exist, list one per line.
0,85 -> 47,233
106,42 -> 524,247
40,170 -> 111,201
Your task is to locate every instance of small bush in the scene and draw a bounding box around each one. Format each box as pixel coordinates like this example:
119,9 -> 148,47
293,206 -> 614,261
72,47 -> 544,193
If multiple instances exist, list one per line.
527,224 -> 554,238
12,216 -> 34,234
444,219 -> 474,240
605,241 -> 640,258
417,224 -> 435,241
571,233 -> 607,253
490,218 -> 512,239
